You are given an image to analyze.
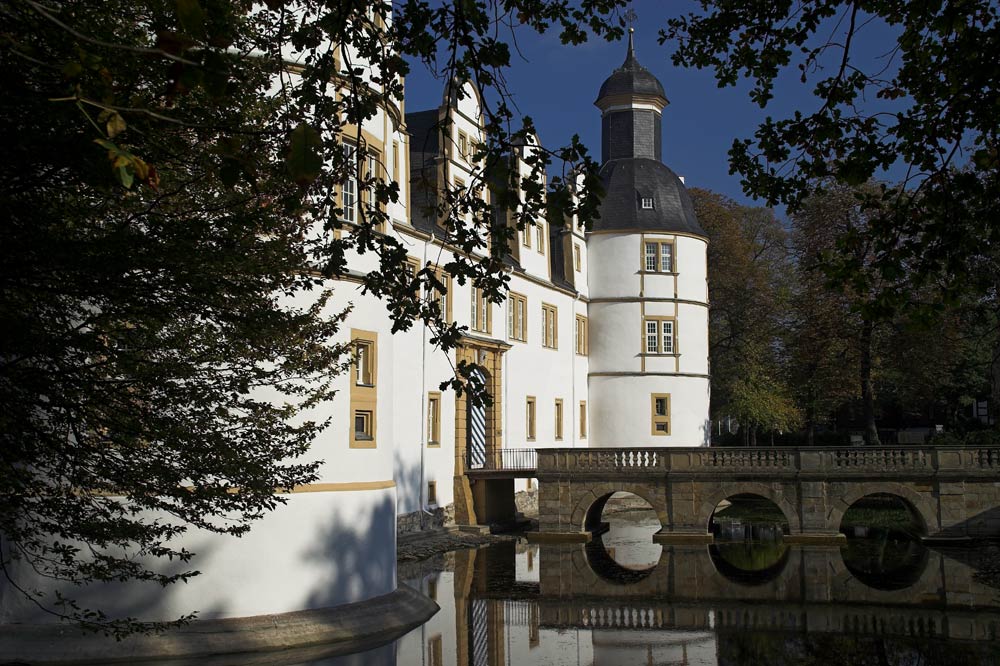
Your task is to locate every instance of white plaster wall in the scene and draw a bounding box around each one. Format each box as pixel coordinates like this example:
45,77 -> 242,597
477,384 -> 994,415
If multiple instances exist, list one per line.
0,488 -> 396,623
513,140 -> 553,282
587,233 -> 641,298
588,301 -> 641,374
678,303 -> 710,376
502,275 -> 588,450
675,235 -> 709,303
590,375 -> 710,447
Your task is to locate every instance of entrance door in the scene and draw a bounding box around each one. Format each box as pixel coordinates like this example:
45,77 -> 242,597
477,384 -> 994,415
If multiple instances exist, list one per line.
467,367 -> 487,469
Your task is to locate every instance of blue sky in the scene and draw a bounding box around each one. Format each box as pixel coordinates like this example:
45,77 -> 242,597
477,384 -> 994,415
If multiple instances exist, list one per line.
402,0 -> 906,209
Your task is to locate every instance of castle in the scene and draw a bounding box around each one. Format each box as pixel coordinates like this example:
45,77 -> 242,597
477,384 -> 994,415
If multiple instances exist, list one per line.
1,28 -> 709,660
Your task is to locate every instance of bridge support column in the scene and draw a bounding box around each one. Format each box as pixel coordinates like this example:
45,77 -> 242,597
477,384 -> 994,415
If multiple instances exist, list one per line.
471,478 -> 516,526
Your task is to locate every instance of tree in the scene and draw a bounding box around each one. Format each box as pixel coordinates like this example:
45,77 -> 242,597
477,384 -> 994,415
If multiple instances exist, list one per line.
0,0 -> 631,634
790,183 -> 892,445
665,1 -> 1000,314
691,189 -> 800,445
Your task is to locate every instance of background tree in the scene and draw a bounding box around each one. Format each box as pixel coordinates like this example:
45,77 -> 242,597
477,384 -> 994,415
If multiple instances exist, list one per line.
665,1 -> 1000,317
691,189 -> 799,445
790,183 -> 894,445
0,0 -> 631,633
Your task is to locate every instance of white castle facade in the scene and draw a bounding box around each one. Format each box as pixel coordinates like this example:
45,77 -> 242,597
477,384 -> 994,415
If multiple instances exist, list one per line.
1,30 -> 709,652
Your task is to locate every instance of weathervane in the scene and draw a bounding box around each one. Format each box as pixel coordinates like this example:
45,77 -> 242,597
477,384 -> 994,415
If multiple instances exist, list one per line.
624,7 -> 637,33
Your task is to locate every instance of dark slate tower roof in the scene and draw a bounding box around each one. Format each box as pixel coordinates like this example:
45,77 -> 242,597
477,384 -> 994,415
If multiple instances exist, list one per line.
595,159 -> 702,235
596,31 -> 667,101
592,30 -> 706,238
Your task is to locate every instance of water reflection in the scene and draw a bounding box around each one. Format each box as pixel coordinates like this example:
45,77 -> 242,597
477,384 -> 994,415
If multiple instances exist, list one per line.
318,516 -> 1000,666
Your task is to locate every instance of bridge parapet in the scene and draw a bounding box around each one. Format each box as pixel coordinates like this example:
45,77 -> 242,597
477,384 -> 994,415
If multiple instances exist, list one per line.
538,445 -> 1000,479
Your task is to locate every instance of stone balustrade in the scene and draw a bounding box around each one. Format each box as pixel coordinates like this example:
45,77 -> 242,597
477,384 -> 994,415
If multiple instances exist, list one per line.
537,445 -> 1000,479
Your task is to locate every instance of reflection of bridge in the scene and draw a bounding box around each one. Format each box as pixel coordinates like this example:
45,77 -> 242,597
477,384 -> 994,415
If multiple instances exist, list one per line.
462,542 -> 1000,644
512,446 -> 1000,542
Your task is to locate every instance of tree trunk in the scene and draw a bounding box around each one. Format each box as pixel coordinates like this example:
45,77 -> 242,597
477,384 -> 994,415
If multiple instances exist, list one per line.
750,425 -> 758,447
991,341 -> 1000,429
860,320 -> 880,445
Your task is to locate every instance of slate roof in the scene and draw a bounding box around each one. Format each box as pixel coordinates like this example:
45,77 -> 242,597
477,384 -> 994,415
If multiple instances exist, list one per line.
596,32 -> 667,103
593,158 -> 706,237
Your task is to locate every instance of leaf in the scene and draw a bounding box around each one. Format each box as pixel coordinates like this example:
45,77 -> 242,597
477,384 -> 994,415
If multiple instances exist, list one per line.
286,122 -> 323,187
175,0 -> 206,38
106,112 -> 126,138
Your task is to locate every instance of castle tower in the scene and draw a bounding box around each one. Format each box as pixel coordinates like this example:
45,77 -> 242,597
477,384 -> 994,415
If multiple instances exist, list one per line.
587,31 -> 710,447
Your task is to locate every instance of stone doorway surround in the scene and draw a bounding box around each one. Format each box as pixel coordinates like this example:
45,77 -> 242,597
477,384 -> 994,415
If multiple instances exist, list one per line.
452,335 -> 511,525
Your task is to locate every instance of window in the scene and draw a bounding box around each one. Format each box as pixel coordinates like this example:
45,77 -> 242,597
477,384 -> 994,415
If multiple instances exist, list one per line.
526,396 -> 536,441
342,142 -> 358,223
430,267 -> 451,322
428,635 -> 443,666
471,287 -> 491,333
427,392 -> 441,446
542,303 -> 558,349
427,481 -> 437,505
579,401 -> 587,439
651,393 -> 671,436
427,575 -> 438,601
354,409 -> 373,440
365,151 -> 380,211
643,240 -> 674,272
457,130 -> 469,162
575,315 -> 588,355
355,339 -> 375,384
350,328 -> 378,448
536,222 -> 545,254
404,257 -> 421,296
574,243 -> 582,271
522,223 -> 532,248
643,318 -> 675,354
641,197 -> 654,210
554,399 -> 564,440
508,292 -> 527,342
392,141 -> 399,184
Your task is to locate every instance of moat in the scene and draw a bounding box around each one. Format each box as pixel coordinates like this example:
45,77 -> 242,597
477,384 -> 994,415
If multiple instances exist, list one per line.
324,503 -> 1000,666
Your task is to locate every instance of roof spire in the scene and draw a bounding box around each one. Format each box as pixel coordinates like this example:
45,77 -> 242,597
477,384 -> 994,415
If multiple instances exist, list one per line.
622,7 -> 638,66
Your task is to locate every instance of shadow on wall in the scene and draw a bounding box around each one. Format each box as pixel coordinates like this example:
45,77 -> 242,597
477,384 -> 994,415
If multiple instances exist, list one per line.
304,493 -> 397,610
0,532 -> 222,626
2,491 -> 399,625
937,504 -> 1000,540
394,448 -> 425,519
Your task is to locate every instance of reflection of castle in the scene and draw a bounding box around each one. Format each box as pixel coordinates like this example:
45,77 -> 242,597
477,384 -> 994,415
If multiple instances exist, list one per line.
1,24 -> 709,661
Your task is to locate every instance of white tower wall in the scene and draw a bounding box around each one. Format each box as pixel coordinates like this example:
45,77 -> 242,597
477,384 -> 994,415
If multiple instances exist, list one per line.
587,232 -> 710,447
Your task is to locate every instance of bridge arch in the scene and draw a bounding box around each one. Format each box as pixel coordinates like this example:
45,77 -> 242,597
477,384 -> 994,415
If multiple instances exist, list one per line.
570,484 -> 668,533
825,482 -> 938,536
698,483 -> 801,534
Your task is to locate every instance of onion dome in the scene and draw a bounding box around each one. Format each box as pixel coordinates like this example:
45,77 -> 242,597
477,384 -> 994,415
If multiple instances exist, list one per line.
595,30 -> 667,108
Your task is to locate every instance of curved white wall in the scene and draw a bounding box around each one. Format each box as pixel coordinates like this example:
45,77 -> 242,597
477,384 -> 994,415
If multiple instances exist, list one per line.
587,231 -> 709,447
0,487 -> 397,623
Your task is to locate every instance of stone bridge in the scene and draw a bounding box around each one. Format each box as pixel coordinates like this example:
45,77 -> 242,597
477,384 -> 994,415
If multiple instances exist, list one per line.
530,446 -> 1000,542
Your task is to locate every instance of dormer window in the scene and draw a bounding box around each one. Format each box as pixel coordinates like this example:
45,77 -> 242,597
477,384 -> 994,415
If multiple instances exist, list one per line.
640,197 -> 654,210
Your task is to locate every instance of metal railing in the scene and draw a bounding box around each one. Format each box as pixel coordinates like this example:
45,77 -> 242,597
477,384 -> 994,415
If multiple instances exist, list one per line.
466,447 -> 537,472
